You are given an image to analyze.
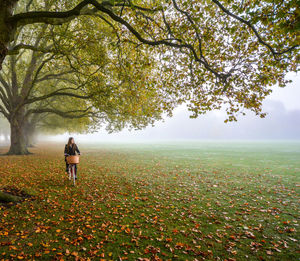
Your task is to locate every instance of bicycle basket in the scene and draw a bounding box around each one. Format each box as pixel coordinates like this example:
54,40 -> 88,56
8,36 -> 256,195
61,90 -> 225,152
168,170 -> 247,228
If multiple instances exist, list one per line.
67,155 -> 79,164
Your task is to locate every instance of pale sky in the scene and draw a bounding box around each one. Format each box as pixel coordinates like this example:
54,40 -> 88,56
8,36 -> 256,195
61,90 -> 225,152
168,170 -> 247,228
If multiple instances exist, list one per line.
268,73 -> 300,111
48,72 -> 300,142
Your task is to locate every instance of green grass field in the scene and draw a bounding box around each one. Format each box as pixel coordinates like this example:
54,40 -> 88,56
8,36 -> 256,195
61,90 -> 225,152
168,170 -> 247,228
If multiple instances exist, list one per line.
0,141 -> 299,260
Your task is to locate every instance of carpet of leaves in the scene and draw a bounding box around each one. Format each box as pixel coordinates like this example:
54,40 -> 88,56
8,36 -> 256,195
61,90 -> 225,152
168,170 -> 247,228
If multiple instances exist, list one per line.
0,142 -> 299,260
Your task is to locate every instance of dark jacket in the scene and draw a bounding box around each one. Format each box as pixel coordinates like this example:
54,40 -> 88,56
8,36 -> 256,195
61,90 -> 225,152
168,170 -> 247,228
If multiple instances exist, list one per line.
64,144 -> 80,156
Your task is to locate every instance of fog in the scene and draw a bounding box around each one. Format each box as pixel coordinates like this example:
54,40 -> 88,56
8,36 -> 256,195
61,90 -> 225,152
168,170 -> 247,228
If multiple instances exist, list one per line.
1,73 -> 299,144
48,73 -> 300,142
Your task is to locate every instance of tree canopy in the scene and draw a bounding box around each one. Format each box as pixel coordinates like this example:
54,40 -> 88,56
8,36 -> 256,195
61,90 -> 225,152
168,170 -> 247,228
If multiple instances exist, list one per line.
0,1 -> 180,153
0,0 -> 299,154
1,0 -> 298,117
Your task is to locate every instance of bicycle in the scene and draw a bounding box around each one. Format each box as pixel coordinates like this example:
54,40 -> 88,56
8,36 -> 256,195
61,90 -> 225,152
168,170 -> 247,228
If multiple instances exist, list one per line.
66,155 -> 80,186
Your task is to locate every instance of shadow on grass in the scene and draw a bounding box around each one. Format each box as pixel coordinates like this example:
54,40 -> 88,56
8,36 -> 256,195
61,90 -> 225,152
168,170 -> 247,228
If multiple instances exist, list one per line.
0,150 -> 34,156
0,186 -> 36,207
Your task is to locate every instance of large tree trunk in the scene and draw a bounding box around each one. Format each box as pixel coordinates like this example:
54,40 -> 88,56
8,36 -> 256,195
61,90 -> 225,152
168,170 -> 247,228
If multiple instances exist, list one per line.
7,111 -> 29,155
0,0 -> 18,70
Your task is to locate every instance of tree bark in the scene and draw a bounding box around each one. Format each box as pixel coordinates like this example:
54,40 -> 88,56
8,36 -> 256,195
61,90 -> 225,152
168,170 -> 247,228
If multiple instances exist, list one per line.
0,0 -> 18,69
7,110 -> 29,155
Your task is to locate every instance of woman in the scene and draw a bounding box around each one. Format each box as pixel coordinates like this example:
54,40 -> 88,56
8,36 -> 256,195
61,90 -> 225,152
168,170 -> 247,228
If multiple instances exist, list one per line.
64,137 -> 80,178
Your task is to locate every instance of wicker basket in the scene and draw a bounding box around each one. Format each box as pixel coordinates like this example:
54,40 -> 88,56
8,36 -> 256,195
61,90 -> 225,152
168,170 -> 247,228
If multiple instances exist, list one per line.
67,155 -> 80,164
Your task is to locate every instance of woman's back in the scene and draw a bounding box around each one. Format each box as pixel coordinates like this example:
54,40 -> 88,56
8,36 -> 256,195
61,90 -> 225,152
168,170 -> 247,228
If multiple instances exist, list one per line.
64,143 -> 80,156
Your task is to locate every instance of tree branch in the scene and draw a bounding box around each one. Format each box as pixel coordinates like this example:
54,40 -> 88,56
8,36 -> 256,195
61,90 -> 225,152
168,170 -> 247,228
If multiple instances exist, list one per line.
211,0 -> 299,58
25,106 -> 95,119
23,54 -> 57,101
24,90 -> 92,105
0,75 -> 13,104
171,0 -> 209,66
10,0 -> 160,27
35,70 -> 74,83
26,0 -> 35,12
0,104 -> 9,119
7,44 -> 54,55
90,1 -> 226,79
10,1 -> 105,27
0,87 -> 10,110
8,0 -> 298,81
8,0 -> 223,78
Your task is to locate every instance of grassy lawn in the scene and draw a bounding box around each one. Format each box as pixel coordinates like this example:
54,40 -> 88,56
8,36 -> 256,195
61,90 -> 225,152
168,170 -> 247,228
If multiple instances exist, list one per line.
0,141 -> 299,260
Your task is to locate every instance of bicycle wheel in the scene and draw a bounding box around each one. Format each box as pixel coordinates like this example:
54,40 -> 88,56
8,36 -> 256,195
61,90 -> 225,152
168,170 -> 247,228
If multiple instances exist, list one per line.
72,165 -> 76,186
68,166 -> 71,180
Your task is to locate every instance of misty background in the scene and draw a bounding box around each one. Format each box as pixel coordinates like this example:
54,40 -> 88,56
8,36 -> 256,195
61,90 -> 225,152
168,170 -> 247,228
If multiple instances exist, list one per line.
1,73 -> 300,143
49,73 -> 300,142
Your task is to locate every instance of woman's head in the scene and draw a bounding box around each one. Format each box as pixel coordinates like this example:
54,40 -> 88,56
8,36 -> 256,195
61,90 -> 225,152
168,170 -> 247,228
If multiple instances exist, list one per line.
68,137 -> 74,146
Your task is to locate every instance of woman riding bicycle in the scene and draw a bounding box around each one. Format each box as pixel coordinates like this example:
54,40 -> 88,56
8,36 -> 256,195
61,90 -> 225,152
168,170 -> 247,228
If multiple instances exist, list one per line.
64,137 -> 80,178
